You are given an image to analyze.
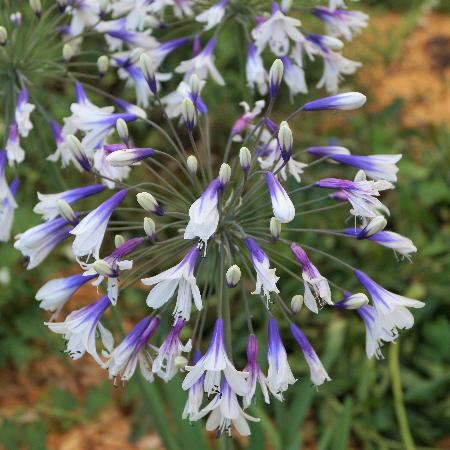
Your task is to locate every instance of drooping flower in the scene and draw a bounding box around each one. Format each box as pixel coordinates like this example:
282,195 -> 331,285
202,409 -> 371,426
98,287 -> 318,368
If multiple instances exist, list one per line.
245,238 -> 280,301
184,179 -> 221,246
303,92 -> 366,111
33,184 -> 106,221
354,270 -> 425,346
14,215 -> 78,270
266,318 -> 296,398
36,273 -> 97,314
105,146 -> 155,167
307,145 -> 351,158
0,176 -> 19,242
71,189 -> 127,258
196,0 -> 227,31
47,120 -> 80,169
281,55 -> 307,100
246,43 -> 268,95
194,379 -> 259,436
328,153 -> 402,182
161,80 -> 207,119
231,100 -> 265,139
93,145 -> 131,188
14,88 -> 35,137
152,318 -> 192,382
266,172 -> 295,224
142,246 -> 202,321
290,323 -> 331,386
175,37 -> 225,85
243,335 -> 271,408
182,350 -> 204,421
182,318 -> 249,396
106,316 -> 160,382
5,122 -> 25,165
81,237 -> 144,304
315,177 -> 393,219
252,9 -> 304,57
313,7 -> 369,41
47,295 -> 113,364
291,243 -> 333,313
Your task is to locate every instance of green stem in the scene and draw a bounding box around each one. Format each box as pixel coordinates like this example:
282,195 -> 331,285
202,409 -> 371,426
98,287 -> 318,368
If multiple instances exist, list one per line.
390,343 -> 416,450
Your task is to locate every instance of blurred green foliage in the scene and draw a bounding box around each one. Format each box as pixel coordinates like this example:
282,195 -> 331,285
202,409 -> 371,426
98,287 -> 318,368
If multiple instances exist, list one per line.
0,1 -> 449,449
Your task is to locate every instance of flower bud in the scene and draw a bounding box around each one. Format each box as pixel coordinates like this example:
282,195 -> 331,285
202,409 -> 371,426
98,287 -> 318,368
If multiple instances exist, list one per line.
291,294 -> 304,313
100,0 -> 109,17
360,215 -> 387,238
226,265 -> 241,288
116,118 -> 129,145
354,170 -> 366,182
62,44 -> 73,62
55,0 -> 67,12
139,53 -> 157,94
189,73 -> 200,100
278,121 -> 292,161
10,12 -> 22,27
269,58 -> 284,98
219,163 -> 231,186
29,0 -> 42,17
115,234 -> 125,248
186,155 -> 198,176
93,259 -> 115,277
303,92 -> 367,111
56,199 -> 77,224
239,147 -> 251,175
181,97 -> 196,131
270,217 -> 281,241
281,0 -> 293,12
66,134 -> 91,172
136,192 -> 164,216
0,27 -> 7,46
143,217 -> 156,240
341,293 -> 369,309
97,55 -> 109,77
321,36 -> 344,51
174,355 -> 188,370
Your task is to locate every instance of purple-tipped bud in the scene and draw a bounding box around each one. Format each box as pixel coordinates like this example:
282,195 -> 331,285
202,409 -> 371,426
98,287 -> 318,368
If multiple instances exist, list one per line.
269,59 -> 284,99
303,92 -> 367,111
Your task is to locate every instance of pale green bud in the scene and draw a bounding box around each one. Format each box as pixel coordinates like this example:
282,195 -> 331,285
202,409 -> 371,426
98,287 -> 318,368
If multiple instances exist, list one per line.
291,294 -> 304,313
187,155 -> 198,176
219,163 -> 231,186
270,217 -> 281,241
115,234 -> 125,248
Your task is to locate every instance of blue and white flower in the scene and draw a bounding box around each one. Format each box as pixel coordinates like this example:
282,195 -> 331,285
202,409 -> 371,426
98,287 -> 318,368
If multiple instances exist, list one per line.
176,37 -> 225,85
152,318 -> 192,382
246,43 -> 268,95
182,318 -> 249,396
251,7 -> 304,57
291,243 -> 333,313
34,184 -> 106,221
36,273 -> 97,314
14,88 -> 35,137
71,189 -> 127,258
267,318 -> 296,398
0,176 -> 19,242
5,122 -> 25,165
266,172 -> 295,224
196,0 -> 227,30
47,120 -> 80,169
182,350 -> 205,421
194,379 -> 259,437
93,144 -> 131,188
281,55 -> 307,99
290,324 -> 331,386
245,237 -> 280,301
142,246 -> 202,321
106,316 -> 160,382
15,216 -> 77,270
184,179 -> 221,247
47,295 -> 113,364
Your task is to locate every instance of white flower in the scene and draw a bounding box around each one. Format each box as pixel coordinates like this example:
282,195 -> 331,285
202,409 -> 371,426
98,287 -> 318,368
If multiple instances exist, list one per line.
194,380 -> 259,436
266,318 -> 296,398
175,37 -> 224,85
281,56 -> 307,99
184,179 -> 221,246
182,350 -> 204,421
14,88 -> 35,137
182,319 -> 249,396
71,189 -> 127,259
246,43 -> 268,95
47,295 -> 113,364
0,167 -> 18,242
47,119 -> 81,169
196,0 -> 227,31
291,244 -> 333,313
142,246 -> 202,321
251,10 -> 304,57
5,122 -> 25,166
245,237 -> 280,301
265,172 -> 295,223
93,146 -> 131,189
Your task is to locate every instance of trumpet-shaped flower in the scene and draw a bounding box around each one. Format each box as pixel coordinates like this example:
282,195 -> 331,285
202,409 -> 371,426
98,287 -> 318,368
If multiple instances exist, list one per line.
196,0 -> 227,30
142,246 -> 202,321
182,350 -> 204,421
246,43 -> 268,95
182,318 -> 249,396
15,88 -> 35,137
0,177 -> 19,242
266,172 -> 295,223
47,295 -> 113,364
5,122 -> 25,166
291,243 -> 333,313
71,189 -> 127,258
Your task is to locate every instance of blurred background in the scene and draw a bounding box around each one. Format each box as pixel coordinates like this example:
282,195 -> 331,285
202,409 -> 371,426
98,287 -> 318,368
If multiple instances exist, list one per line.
0,1 -> 449,449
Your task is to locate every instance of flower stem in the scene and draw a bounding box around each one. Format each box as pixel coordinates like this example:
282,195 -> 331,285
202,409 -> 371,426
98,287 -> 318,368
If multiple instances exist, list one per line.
390,343 -> 416,450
